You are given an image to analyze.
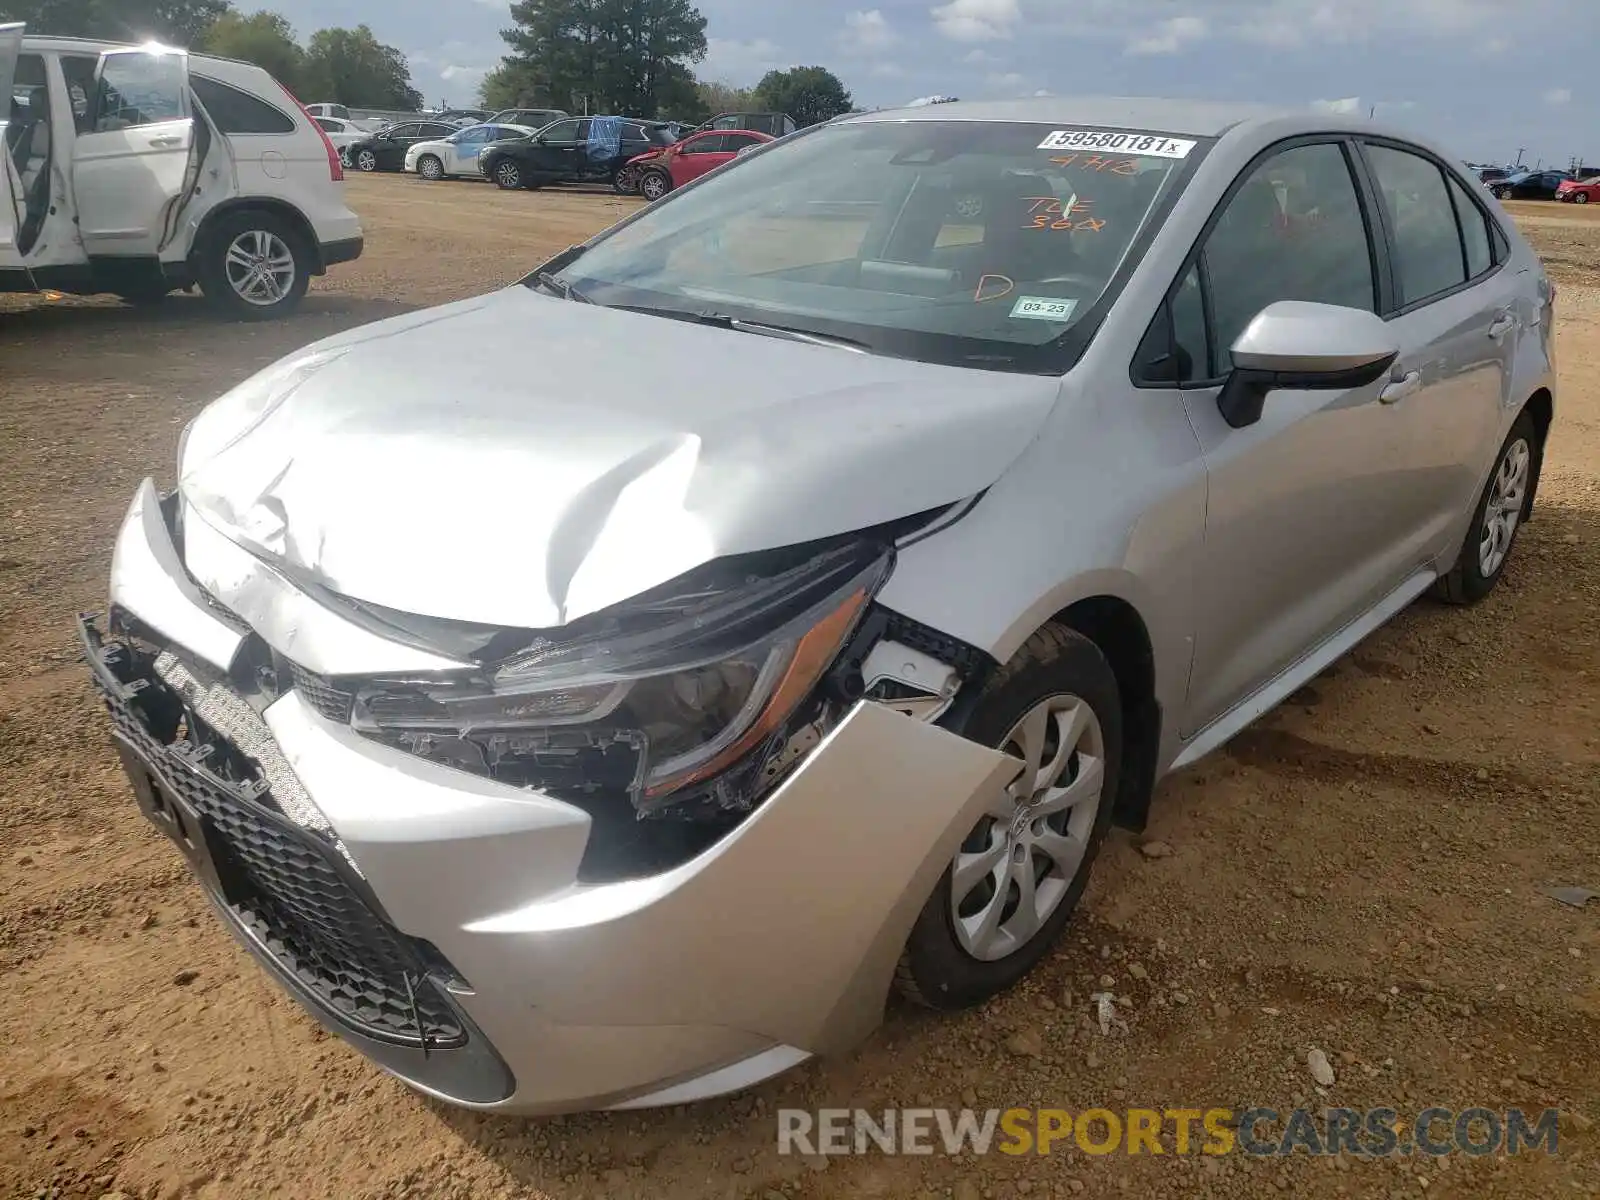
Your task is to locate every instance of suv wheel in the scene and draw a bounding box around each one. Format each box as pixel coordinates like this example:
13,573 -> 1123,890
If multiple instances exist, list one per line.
493,159 -> 523,190
196,211 -> 311,321
896,623 -> 1121,1010
639,169 -> 671,201
354,148 -> 378,172
417,155 -> 445,181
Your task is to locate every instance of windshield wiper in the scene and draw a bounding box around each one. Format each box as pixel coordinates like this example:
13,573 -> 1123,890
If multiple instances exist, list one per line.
720,317 -> 870,354
534,271 -> 591,303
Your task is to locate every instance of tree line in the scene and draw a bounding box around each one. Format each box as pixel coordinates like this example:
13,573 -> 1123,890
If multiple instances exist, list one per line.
483,0 -> 854,126
0,0 -> 423,108
0,0 -> 859,124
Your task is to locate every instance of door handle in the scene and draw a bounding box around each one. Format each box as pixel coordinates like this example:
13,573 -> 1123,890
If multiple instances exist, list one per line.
1379,371 -> 1422,404
1487,312 -> 1517,340
148,135 -> 183,148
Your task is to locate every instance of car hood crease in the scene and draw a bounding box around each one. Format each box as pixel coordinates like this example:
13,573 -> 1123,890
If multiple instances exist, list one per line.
178,286 -> 1062,630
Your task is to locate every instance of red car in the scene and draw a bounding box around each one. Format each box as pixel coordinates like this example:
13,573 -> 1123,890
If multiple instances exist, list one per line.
1556,175 -> 1600,204
619,129 -> 775,201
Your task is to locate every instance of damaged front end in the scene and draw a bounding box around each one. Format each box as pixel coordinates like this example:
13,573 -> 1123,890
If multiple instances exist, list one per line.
261,521 -> 993,883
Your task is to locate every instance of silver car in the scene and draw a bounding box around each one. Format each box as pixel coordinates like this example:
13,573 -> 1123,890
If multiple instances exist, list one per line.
83,98 -> 1556,1115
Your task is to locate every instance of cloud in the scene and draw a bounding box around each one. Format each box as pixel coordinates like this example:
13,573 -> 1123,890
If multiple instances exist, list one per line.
1313,96 -> 1364,114
962,47 -> 998,64
1544,87 -> 1572,106
841,9 -> 897,51
701,36 -> 786,83
931,0 -> 1021,42
985,70 -> 1026,92
1125,15 -> 1207,55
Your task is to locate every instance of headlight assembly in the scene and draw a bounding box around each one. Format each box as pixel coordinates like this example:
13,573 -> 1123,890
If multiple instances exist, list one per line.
350,540 -> 891,813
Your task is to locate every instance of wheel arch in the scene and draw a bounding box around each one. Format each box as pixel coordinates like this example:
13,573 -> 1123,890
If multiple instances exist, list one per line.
190,199 -> 325,277
1521,386 -> 1553,520
1046,595 -> 1161,833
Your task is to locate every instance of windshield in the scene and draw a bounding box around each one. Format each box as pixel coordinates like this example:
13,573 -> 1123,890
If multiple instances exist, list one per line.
540,119 -> 1204,373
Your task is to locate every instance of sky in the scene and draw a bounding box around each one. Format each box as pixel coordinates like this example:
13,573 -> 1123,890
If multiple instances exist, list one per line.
269,0 -> 1597,169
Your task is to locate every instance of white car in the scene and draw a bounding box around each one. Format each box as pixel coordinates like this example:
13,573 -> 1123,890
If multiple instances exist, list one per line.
1,24 -> 363,318
311,116 -> 367,154
403,122 -> 538,181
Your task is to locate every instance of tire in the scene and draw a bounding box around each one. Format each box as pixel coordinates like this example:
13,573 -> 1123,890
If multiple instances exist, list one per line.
639,169 -> 672,202
195,210 -> 311,321
613,164 -> 641,195
354,148 -> 378,173
1576,192 -> 1590,205
417,155 -> 444,181
1432,410 -> 1538,606
895,623 -> 1122,1011
1495,186 -> 1513,200
493,159 -> 524,190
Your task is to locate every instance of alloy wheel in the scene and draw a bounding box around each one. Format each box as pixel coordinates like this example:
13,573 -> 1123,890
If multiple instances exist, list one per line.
1479,437 -> 1531,578
496,161 -> 522,189
641,172 -> 669,201
223,229 -> 296,309
356,149 -> 377,172
950,694 -> 1106,963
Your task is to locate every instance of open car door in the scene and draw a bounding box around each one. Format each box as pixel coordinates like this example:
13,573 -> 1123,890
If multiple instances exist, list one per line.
71,43 -> 199,258
0,22 -> 23,265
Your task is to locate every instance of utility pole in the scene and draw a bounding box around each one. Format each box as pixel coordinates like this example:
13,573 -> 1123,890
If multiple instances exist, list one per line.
1514,147 -> 1526,168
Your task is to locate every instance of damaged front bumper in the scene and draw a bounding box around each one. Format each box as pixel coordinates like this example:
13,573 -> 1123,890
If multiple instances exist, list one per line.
85,478 -> 1017,1114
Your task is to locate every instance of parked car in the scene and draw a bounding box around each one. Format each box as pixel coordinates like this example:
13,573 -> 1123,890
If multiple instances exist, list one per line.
488,107 -> 568,130
623,128 -> 774,200
404,122 -> 540,180
1556,175 -> 1600,204
1,23 -> 361,317
1474,165 -> 1512,184
340,119 -> 462,172
311,115 -> 367,154
83,96 -> 1556,1118
478,116 -> 676,190
681,111 -> 797,139
428,107 -> 491,129
1490,170 -> 1572,200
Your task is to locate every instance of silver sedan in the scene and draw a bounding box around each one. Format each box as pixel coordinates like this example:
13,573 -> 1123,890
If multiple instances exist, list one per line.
86,97 -> 1556,1115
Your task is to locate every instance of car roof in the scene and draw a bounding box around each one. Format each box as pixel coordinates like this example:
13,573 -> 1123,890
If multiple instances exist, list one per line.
839,96 -> 1292,138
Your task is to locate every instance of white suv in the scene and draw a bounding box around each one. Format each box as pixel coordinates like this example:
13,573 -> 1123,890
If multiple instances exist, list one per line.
1,25 -> 363,319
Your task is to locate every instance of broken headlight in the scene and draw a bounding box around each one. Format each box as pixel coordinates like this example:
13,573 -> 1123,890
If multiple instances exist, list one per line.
350,540 -> 891,812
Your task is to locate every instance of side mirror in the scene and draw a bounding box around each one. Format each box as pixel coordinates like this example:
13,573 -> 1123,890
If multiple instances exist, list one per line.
1217,300 -> 1399,429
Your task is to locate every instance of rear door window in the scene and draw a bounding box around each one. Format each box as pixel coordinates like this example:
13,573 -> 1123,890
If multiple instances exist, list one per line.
1445,173 -> 1494,278
1364,143 -> 1468,307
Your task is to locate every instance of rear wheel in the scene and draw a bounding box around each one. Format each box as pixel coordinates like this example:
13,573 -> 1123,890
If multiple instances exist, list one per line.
1433,410 -> 1538,606
639,169 -> 671,202
196,210 -> 311,321
417,154 -> 444,181
613,164 -> 642,195
896,624 -> 1120,1011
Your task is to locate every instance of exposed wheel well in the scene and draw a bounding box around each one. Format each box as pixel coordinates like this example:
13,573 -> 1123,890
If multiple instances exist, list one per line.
191,201 -> 325,276
1522,387 -> 1553,520
1051,596 -> 1160,832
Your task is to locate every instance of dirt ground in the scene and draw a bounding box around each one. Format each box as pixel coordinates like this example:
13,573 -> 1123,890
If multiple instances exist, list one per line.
1,179 -> 1598,1200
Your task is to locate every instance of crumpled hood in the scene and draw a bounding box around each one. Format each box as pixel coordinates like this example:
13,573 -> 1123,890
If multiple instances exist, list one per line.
179,285 -> 1061,629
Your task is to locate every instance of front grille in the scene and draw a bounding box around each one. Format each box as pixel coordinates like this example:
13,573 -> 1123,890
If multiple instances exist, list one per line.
83,622 -> 464,1050
289,663 -> 356,723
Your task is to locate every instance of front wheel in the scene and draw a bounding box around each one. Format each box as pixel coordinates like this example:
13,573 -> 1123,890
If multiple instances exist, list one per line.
195,211 -> 311,321
639,169 -> 671,202
354,148 -> 378,172
417,154 -> 444,181
896,623 -> 1121,1011
493,159 -> 524,190
1433,410 -> 1538,605
1495,186 -> 1513,199
1576,192 -> 1590,205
